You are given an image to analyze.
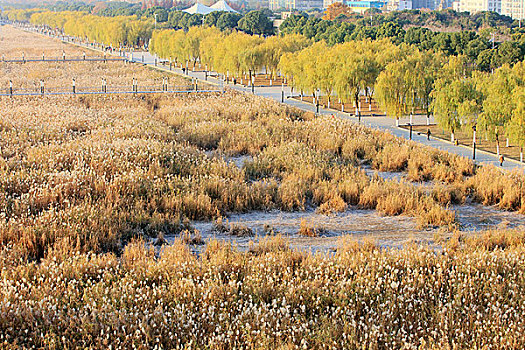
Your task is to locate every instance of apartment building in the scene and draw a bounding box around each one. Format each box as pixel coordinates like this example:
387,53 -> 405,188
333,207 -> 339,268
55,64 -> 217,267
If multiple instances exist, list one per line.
453,0 -> 524,19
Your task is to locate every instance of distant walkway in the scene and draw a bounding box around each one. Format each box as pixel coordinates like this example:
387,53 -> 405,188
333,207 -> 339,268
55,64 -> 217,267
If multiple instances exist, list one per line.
14,23 -> 524,171
1,55 -> 125,63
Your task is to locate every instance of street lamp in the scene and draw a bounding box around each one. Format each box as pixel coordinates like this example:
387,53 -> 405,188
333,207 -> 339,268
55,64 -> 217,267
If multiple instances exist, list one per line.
472,125 -> 477,160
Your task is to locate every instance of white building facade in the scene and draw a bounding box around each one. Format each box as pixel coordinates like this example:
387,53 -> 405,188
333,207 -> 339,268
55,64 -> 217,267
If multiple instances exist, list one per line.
453,0 -> 525,19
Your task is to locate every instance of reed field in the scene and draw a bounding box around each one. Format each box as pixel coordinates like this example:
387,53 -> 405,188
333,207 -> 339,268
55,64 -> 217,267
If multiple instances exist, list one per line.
0,25 -> 525,349
0,24 -> 88,57
0,60 -> 190,92
0,27 -> 190,91
1,233 -> 525,349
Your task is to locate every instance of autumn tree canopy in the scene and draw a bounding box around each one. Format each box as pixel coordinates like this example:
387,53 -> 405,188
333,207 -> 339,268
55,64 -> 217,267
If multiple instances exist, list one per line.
323,3 -> 354,21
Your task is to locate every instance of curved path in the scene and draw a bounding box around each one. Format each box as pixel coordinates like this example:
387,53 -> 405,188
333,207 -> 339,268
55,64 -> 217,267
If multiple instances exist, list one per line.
128,51 -> 523,171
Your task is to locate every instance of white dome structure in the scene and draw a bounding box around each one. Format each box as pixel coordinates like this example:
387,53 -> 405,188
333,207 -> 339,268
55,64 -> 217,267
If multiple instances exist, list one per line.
183,2 -> 216,14
210,0 -> 239,13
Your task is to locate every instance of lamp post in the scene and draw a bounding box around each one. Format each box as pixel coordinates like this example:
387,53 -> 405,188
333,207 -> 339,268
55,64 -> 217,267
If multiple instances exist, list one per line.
472,125 -> 477,160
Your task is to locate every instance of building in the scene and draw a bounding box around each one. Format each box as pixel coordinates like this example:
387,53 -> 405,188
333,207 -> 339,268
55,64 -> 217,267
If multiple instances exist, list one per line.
386,0 -> 413,9
387,0 -> 442,10
210,0 -> 240,12
183,2 -> 216,14
501,0 -> 525,19
269,0 -> 288,10
270,0 -> 323,10
183,0 -> 239,14
452,0 -> 524,19
345,0 -> 387,12
452,0 -> 501,14
323,0 -> 341,9
287,0 -> 324,10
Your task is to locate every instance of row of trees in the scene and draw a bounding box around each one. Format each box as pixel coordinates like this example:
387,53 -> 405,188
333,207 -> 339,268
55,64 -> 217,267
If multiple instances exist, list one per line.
28,11 -> 153,47
281,39 -> 525,150
279,14 -> 525,72
432,61 -> 525,148
322,7 -> 517,31
150,27 -> 310,79
3,8 -> 276,38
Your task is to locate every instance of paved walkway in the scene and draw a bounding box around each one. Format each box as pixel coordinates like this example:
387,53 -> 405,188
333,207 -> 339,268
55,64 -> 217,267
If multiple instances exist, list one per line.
15,24 -> 524,171
128,51 -> 523,171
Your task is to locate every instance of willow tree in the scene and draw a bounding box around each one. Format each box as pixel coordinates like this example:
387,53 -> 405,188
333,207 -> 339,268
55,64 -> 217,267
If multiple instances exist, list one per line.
506,86 -> 525,162
316,44 -> 338,108
280,42 -> 325,99
375,59 -> 412,125
403,50 -> 444,124
183,27 -> 220,69
259,34 -> 311,80
199,30 -> 225,71
477,63 -> 524,142
431,77 -> 482,142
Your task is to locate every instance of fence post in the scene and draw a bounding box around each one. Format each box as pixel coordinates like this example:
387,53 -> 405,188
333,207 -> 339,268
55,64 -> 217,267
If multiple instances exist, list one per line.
22,52 -> 25,64
9,80 -> 13,97
63,51 -> 66,62
40,79 -> 44,95
142,54 -> 144,63
72,78 -> 76,94
42,52 -> 45,61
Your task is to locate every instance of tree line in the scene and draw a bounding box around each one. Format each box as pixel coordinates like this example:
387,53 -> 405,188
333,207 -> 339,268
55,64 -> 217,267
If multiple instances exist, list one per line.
12,10 -> 154,47
2,8 -> 276,38
280,40 -> 525,151
279,13 -> 525,72
148,24 -> 524,151
150,27 -> 309,79
323,7 -> 517,31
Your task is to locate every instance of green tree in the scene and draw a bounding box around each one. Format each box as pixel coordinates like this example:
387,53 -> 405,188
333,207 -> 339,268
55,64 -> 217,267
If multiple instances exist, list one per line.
505,86 -> 525,160
216,12 -> 242,31
237,10 -> 274,36
431,77 -> 482,142
203,11 -> 221,27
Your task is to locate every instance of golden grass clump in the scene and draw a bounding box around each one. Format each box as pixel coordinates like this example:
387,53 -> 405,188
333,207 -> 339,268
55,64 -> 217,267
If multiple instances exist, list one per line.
298,219 -> 327,237
1,235 -> 525,348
